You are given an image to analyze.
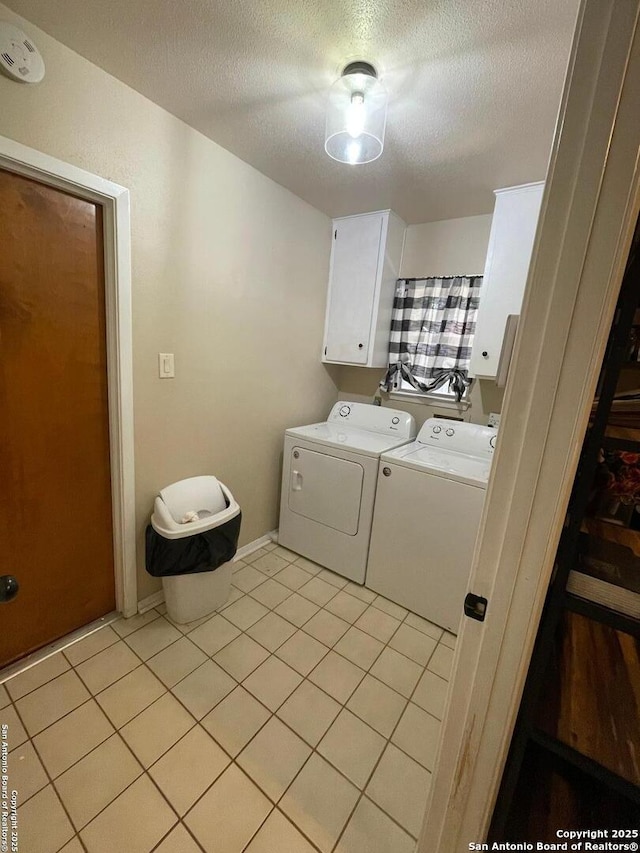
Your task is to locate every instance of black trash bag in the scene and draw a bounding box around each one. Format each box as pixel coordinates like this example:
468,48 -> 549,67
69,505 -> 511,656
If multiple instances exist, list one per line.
145,512 -> 242,578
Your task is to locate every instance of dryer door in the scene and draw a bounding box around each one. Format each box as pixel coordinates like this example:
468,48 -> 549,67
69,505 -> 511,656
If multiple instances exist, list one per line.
288,446 -> 364,535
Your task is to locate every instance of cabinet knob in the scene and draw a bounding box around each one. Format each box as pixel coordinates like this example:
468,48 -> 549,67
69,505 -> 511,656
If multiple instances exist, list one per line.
482,351 -> 488,358
358,343 -> 364,349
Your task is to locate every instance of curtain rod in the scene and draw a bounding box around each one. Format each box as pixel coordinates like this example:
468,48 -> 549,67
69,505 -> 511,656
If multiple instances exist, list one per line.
401,274 -> 483,280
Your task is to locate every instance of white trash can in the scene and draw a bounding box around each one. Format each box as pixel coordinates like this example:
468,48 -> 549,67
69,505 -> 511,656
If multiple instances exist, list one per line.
148,476 -> 241,624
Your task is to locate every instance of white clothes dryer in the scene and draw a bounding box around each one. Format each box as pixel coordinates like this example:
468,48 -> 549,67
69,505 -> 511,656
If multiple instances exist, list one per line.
278,402 -> 416,583
366,418 -> 497,633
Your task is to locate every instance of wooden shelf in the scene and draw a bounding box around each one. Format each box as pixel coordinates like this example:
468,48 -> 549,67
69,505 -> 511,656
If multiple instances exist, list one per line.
603,424 -> 640,448
530,729 -> 640,804
581,517 -> 640,557
496,741 -> 639,841
489,225 -> 640,840
536,611 -> 640,787
565,591 -> 640,636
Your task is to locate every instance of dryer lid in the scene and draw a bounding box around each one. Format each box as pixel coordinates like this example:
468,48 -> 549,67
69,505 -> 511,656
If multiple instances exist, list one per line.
285,421 -> 413,457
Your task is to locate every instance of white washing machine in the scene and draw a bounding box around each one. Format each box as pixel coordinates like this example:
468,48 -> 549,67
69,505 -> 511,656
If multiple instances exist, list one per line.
278,402 -> 416,583
366,418 -> 497,633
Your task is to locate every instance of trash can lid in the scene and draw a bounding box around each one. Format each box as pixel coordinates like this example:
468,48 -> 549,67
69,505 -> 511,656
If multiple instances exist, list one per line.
159,476 -> 227,524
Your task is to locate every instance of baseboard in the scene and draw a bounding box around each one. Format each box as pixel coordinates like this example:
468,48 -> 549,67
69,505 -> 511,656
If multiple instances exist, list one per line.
235,529 -> 278,561
137,590 -> 165,614
136,530 -> 279,613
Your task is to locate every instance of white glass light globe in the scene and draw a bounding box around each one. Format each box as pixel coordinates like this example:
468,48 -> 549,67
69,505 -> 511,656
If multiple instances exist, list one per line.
325,69 -> 388,165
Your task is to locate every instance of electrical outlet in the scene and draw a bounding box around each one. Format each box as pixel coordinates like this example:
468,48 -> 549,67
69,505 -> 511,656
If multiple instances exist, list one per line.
488,412 -> 501,428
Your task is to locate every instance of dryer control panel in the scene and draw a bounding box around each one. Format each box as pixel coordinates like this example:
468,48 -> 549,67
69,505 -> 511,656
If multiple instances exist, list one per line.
328,401 -> 416,439
417,418 -> 497,457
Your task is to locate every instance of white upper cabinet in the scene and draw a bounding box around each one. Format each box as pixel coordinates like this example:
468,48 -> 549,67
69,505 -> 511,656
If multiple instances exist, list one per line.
322,210 -> 406,367
469,182 -> 544,379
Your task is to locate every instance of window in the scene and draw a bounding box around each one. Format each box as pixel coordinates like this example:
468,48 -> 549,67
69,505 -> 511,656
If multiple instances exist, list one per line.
393,373 -> 472,403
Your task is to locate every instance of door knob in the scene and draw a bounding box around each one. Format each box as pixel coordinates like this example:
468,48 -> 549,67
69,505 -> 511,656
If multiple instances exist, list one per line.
0,575 -> 19,603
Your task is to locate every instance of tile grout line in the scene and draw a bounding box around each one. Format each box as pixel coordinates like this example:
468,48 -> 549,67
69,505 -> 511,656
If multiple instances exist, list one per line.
330,623 -> 449,850
4,549 -> 453,851
326,614 -> 418,853
11,622 -> 444,797
148,817 -> 207,853
25,609 -> 443,790
3,549 -> 397,702
25,627 -> 187,845
1,546 -> 434,699
210,607 -> 443,847
238,805 -> 324,853
6,691 -> 86,853
18,609 -> 216,844
13,599 -> 443,841
148,609 -> 424,848
237,657 -> 426,849
49,551 -> 293,850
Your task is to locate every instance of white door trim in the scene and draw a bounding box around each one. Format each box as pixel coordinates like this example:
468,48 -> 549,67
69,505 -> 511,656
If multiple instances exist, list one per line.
421,0 -> 640,847
0,136 -> 137,618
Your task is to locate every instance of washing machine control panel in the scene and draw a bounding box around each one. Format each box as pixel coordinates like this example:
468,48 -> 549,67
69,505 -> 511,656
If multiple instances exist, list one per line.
417,418 -> 497,457
328,401 -> 416,438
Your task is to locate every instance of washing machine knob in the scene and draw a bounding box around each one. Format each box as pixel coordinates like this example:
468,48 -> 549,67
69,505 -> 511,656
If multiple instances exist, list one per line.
339,405 -> 351,418
490,435 -> 496,449
432,425 -> 442,434
446,428 -> 455,437
382,467 -> 392,477
391,416 -> 400,425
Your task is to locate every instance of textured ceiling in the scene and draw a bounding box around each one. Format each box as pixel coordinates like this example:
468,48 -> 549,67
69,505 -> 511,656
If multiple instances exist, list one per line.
4,0 -> 580,223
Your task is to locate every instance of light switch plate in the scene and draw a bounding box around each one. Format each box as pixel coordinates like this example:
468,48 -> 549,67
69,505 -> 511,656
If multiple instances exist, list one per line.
158,352 -> 175,378
488,412 -> 501,428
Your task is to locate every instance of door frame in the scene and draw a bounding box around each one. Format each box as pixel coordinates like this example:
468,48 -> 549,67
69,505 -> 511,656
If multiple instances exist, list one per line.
0,135 -> 137,619
420,0 -> 640,848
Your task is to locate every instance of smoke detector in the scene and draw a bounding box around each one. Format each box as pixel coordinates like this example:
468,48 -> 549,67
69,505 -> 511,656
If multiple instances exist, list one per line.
0,23 -> 45,84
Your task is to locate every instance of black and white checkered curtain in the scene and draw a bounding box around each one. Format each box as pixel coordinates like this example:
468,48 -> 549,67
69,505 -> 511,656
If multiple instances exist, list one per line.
380,276 -> 483,401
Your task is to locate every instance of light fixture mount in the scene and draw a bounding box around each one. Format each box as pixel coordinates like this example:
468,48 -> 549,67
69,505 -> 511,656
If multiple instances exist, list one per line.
325,59 -> 388,166
341,60 -> 377,78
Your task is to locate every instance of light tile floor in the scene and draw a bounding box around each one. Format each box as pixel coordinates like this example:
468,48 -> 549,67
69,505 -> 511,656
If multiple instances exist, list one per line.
1,543 -> 456,853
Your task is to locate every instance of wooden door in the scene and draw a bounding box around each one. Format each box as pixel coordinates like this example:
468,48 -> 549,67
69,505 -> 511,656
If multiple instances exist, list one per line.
0,168 -> 115,667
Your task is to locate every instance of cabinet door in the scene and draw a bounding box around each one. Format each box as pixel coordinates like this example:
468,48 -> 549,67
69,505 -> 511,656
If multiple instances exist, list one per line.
324,213 -> 384,364
470,185 -> 543,378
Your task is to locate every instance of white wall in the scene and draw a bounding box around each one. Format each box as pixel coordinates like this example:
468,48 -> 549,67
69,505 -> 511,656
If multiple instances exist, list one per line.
0,4 -> 337,600
333,212 -> 504,427
402,214 -> 493,278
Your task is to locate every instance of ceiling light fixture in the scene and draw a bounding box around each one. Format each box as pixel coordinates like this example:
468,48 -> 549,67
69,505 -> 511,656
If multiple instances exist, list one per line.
325,60 -> 388,165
